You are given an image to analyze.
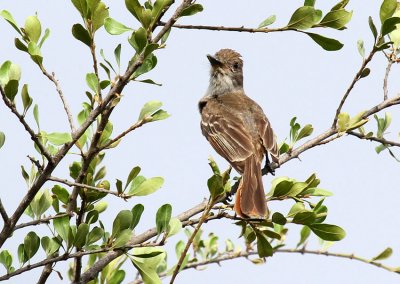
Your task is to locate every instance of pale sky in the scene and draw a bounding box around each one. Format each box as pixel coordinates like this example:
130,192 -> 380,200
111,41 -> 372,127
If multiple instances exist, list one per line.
1,1 -> 400,283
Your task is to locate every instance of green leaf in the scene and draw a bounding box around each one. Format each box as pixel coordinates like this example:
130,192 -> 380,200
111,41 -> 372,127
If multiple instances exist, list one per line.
74,223 -> 89,248
33,104 -> 40,130
21,84 -> 33,115
8,62 -> 21,81
297,226 -> 311,247
331,0 -> 349,11
44,132 -> 72,145
92,2 -> 109,32
4,80 -> 19,102
15,38 -> 28,52
38,28 -> 50,48
207,174 -> 224,199
304,0 -> 316,7
319,9 -> 352,29
305,32 -> 344,51
272,212 -> 287,225
0,132 -> 5,149
87,227 -> 104,245
337,112 -> 350,132
114,44 -> 122,70
368,16 -> 378,40
24,15 -> 42,43
86,210 -> 99,224
256,231 -> 273,257
309,223 -> 346,241
151,0 -> 173,27
93,201 -> 108,213
125,0 -> 144,23
130,177 -> 164,196
86,73 -> 99,94
297,124 -> 313,140
53,215 -> 70,242
72,24 -> 91,47
272,180 -> 293,197
131,204 -> 144,230
18,244 -> 27,264
133,27 -> 147,53
167,218 -> 182,237
258,15 -> 276,28
287,6 -> 321,30
0,250 -> 13,273
36,189 -> 52,218
359,68 -> 370,79
132,54 -> 157,78
24,231 -> 40,260
372,247 -> 393,261
113,229 -> 132,248
135,79 -> 162,86
292,211 -> 317,225
125,166 -> 141,190
150,109 -> 170,122
112,210 -> 133,237
130,247 -> 165,284
1,10 -> 23,36
27,42 -> 43,65
381,17 -> 400,36
380,0 -> 397,23
287,202 -> 306,217
0,61 -> 11,86
357,39 -> 365,58
104,17 -> 132,35
71,0 -> 88,18
180,4 -> 203,17
156,204 -> 172,235
138,100 -> 162,121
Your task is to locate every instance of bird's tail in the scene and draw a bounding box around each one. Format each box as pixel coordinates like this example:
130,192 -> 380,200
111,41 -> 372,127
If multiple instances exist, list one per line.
234,155 -> 268,218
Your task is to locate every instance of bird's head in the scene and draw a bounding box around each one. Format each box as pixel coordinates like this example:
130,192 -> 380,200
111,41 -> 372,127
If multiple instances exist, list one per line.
207,49 -> 244,94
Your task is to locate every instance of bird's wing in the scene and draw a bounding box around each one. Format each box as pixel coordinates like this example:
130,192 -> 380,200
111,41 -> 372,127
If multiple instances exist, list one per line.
255,114 -> 279,163
201,102 -> 254,167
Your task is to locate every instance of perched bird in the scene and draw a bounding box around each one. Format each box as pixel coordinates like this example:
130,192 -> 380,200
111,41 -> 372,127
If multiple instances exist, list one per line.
199,49 -> 279,218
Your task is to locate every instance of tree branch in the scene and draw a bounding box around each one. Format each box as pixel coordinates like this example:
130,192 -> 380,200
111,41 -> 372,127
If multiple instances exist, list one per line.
0,199 -> 9,225
159,22 -> 288,34
40,66 -> 76,132
48,176 -> 131,199
13,213 -> 72,231
348,131 -> 400,147
383,59 -> 393,101
332,49 -> 376,128
0,87 -> 53,163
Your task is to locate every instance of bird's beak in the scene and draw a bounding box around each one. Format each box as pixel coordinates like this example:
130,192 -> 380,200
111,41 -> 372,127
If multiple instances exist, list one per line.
207,54 -> 223,68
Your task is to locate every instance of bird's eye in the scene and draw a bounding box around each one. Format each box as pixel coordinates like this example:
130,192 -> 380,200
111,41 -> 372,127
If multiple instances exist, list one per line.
232,62 -> 240,70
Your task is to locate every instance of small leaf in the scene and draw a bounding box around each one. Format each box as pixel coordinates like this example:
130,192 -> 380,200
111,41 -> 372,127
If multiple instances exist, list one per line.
256,231 -> 273,257
4,80 -> 19,101
1,10 -> 23,36
180,4 -> 203,17
306,32 -> 344,51
33,104 -> 40,130
372,247 -> 393,261
104,17 -> 132,35
138,100 -> 162,121
44,132 -> 72,145
150,109 -> 170,122
131,204 -> 144,230
130,177 -> 164,196
309,223 -> 346,241
331,0 -> 349,11
113,229 -> 132,248
53,215 -> 71,243
380,0 -> 397,23
125,0 -> 143,23
114,44 -> 122,70
112,210 -> 133,237
125,166 -> 141,190
74,223 -> 89,248
319,9 -> 352,29
381,17 -> 400,36
24,231 -> 40,260
207,174 -> 224,199
0,132 -> 5,149
337,112 -> 350,132
86,73 -> 99,94
258,15 -> 276,28
38,28 -> 50,48
357,39 -> 365,58
92,2 -> 109,32
287,6 -> 321,30
72,24 -> 91,47
0,250 -> 13,273
24,15 -> 42,43
156,204 -> 172,235
368,16 -> 378,40
297,124 -> 313,140
167,218 -> 182,237
272,212 -> 287,225
135,79 -> 162,86
21,84 -> 33,115
130,247 -> 165,284
292,211 -> 316,225
297,226 -> 311,247
87,227 -> 104,245
359,68 -> 370,78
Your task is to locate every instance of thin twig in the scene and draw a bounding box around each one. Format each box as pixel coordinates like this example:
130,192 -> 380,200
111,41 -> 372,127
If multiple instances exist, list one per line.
14,213 -> 72,231
48,176 -> 131,199
0,200 -> 9,225
332,49 -> 376,128
100,119 -> 147,150
159,22 -> 288,33
0,87 -> 53,163
170,198 -> 213,283
348,131 -> 400,147
40,67 -> 76,132
383,59 -> 393,100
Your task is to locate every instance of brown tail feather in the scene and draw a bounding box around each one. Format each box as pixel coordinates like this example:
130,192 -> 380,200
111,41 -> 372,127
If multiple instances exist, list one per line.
234,156 -> 268,218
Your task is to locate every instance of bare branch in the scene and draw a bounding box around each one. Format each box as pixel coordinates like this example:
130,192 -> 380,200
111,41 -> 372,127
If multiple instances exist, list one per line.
0,87 -> 53,163
383,59 -> 394,100
348,131 -> 400,147
332,50 -> 376,128
14,213 -> 72,231
40,67 -> 76,132
159,22 -> 288,34
48,176 -> 132,199
0,199 -> 9,225
100,119 -> 146,150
